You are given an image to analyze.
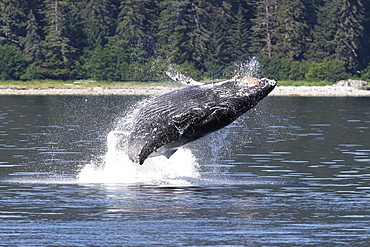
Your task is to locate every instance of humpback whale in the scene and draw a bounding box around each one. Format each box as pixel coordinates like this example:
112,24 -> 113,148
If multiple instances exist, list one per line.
126,75 -> 276,165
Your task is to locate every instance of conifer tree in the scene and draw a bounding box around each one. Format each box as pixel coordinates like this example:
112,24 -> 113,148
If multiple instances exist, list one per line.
116,0 -> 158,62
203,1 -> 233,77
82,0 -> 116,50
362,0 -> 370,68
24,9 -> 43,64
0,0 -> 369,81
42,0 -> 72,78
157,0 -> 195,65
273,0 -> 308,60
189,0 -> 211,70
308,0 -> 365,72
251,0 -> 278,58
227,2 -> 252,63
0,0 -> 26,46
117,0 -> 146,45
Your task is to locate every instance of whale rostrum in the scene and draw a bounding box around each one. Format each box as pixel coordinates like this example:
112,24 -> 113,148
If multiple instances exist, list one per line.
126,73 -> 277,165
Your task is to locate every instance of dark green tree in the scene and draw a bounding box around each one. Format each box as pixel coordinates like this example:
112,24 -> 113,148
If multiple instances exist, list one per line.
273,0 -> 308,60
157,0 -> 195,65
0,44 -> 29,80
42,0 -> 73,79
203,2 -> 233,78
116,0 -> 158,63
251,0 -> 277,58
84,37 -> 129,81
117,0 -> 147,45
0,0 -> 26,46
82,0 -> 117,50
227,2 -> 252,63
24,10 -> 43,64
308,0 -> 365,72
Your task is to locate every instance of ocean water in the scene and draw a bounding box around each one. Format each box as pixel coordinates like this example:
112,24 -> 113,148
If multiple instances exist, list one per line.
0,95 -> 369,246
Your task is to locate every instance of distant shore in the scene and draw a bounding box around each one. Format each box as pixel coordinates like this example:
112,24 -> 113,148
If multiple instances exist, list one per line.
0,84 -> 369,97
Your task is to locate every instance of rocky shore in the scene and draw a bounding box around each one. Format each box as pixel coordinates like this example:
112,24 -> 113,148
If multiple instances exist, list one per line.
0,84 -> 369,97
269,85 -> 370,97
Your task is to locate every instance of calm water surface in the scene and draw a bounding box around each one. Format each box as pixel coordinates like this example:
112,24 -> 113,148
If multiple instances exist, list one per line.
0,95 -> 369,246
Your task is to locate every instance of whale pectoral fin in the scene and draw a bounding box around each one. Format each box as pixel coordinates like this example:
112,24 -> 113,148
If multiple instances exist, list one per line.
162,149 -> 178,159
137,141 -> 156,165
165,71 -> 203,86
136,133 -> 171,164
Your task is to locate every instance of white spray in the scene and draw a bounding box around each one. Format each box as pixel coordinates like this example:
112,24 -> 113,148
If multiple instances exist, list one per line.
77,104 -> 201,185
234,56 -> 261,78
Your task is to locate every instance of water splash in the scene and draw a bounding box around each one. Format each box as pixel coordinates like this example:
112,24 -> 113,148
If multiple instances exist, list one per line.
234,56 -> 260,78
77,132 -> 200,185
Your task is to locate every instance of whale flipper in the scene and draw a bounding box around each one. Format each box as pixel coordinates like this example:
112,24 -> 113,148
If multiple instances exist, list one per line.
165,70 -> 203,86
162,149 -> 178,159
135,135 -> 178,165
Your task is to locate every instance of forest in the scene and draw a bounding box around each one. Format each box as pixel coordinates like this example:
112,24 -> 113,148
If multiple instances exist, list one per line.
1,0 -> 370,82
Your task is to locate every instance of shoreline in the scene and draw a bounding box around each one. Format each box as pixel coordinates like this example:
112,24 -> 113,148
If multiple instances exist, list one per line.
0,85 -> 370,97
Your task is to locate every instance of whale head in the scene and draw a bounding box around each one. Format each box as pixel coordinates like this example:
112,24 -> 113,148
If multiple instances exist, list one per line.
213,76 -> 276,113
239,76 -> 277,96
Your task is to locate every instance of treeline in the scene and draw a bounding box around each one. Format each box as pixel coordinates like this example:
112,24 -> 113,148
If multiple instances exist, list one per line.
1,0 -> 370,82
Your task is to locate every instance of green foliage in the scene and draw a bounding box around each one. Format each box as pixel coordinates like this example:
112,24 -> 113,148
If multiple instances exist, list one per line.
157,0 -> 194,65
173,61 -> 203,81
305,60 -> 348,82
259,56 -> 309,81
39,58 -> 72,80
0,0 -> 26,46
259,55 -> 348,82
0,0 -> 370,81
278,80 -> 332,86
24,10 -> 43,64
359,64 -> 370,81
83,42 -> 129,81
273,0 -> 308,60
306,0 -> 365,72
127,58 -> 167,82
82,0 -> 116,49
21,63 -> 44,80
0,45 -> 29,80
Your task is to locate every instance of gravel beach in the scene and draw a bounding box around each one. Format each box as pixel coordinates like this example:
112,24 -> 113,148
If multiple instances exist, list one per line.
0,85 -> 369,97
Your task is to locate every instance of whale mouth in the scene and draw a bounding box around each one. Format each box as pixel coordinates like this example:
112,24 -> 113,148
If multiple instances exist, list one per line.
260,77 -> 277,87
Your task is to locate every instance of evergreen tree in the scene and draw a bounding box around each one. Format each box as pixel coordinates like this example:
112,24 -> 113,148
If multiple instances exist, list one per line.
24,10 -> 43,64
308,0 -> 365,72
42,0 -> 73,79
117,0 -> 146,45
273,0 -> 308,60
0,0 -> 26,46
82,0 -> 116,50
157,0 -> 195,65
189,0 -> 211,70
251,0 -> 278,58
116,0 -> 158,62
63,1 -> 85,58
0,44 -> 29,80
362,0 -> 370,68
203,1 -> 233,78
0,0 -> 369,81
227,2 -> 252,63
